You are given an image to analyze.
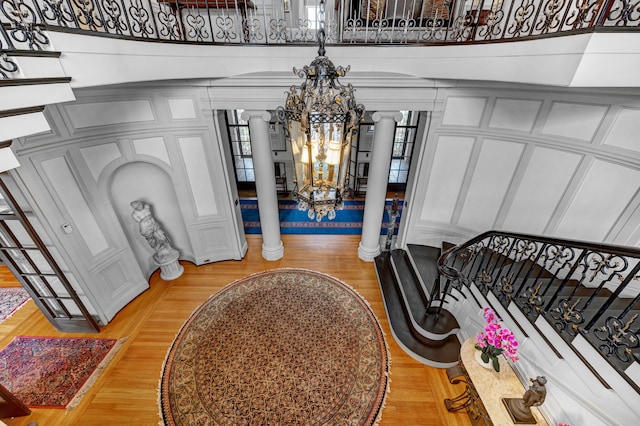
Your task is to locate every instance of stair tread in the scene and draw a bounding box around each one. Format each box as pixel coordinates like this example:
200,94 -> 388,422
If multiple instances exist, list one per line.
391,249 -> 459,336
406,244 -> 441,296
375,253 -> 461,367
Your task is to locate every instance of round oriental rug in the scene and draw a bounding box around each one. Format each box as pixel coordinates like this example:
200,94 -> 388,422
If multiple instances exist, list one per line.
159,269 -> 390,425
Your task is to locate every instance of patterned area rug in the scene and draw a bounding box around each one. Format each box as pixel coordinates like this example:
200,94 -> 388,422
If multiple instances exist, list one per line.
0,336 -> 121,409
160,269 -> 390,425
0,287 -> 30,322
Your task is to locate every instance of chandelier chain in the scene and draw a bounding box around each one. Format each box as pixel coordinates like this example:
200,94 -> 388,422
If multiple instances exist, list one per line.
317,0 -> 326,57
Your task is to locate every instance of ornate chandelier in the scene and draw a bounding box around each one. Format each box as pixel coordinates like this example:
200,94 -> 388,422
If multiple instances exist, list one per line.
276,0 -> 364,222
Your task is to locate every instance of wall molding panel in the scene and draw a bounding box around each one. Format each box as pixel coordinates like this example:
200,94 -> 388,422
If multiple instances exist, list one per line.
407,87 -> 640,248
11,84 -> 245,325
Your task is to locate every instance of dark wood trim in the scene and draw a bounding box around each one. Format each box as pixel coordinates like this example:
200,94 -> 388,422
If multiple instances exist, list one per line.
0,105 -> 45,119
0,50 -> 62,58
0,77 -> 71,87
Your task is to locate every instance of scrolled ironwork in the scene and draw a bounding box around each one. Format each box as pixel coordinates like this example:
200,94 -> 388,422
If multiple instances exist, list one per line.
156,7 -> 181,40
507,0 -> 536,37
518,280 -> 546,316
594,314 -> 639,363
100,0 -> 130,35
185,11 -> 209,42
565,0 -> 602,28
0,52 -> 19,78
40,0 -> 76,27
127,0 -> 154,38
549,297 -> 584,335
607,0 -> 640,26
267,17 -> 287,43
215,14 -> 238,42
535,0 -> 567,34
71,0 -> 104,32
476,9 -> 504,40
1,0 -> 49,50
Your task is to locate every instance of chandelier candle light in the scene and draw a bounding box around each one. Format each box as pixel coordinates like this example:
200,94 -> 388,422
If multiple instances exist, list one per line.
276,0 -> 364,222
475,307 -> 520,372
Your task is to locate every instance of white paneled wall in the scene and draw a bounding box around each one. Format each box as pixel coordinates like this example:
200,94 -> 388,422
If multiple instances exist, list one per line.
11,84 -> 245,324
407,88 -> 640,249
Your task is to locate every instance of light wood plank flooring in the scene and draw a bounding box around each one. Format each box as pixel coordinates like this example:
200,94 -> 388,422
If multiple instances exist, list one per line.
0,235 -> 471,426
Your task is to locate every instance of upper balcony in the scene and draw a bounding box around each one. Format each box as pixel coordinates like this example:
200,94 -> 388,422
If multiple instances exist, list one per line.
2,0 -> 639,49
1,0 -> 640,119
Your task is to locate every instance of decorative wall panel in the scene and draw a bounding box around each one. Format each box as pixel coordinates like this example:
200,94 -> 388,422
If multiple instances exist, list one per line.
489,98 -> 541,133
441,96 -> 487,127
65,100 -> 154,129
190,224 -> 233,264
133,136 -> 171,166
555,159 -> 640,241
178,136 -> 218,217
458,139 -> 525,230
168,98 -> 197,120
41,157 -> 110,256
421,135 -> 475,222
603,107 -> 640,153
502,147 -> 582,234
81,143 -> 123,181
542,102 -> 608,141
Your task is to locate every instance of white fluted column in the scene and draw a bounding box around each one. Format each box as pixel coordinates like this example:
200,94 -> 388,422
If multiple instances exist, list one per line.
358,111 -> 403,262
242,110 -> 284,261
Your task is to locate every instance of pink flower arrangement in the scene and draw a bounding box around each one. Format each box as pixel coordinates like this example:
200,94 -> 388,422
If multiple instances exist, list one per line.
475,307 -> 519,371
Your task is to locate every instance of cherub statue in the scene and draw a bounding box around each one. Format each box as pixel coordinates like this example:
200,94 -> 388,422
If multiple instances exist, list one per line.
503,376 -> 547,424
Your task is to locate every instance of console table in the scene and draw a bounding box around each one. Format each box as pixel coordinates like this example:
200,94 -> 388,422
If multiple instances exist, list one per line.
444,339 -> 548,425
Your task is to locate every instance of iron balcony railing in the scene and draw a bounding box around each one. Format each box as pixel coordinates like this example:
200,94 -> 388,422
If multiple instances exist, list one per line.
1,0 -> 640,52
2,0 -> 639,79
436,230 -> 640,392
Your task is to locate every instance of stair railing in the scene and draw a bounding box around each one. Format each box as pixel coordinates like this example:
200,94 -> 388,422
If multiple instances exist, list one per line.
436,230 -> 640,392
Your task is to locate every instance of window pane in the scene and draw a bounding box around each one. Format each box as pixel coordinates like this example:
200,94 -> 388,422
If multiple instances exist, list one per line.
241,142 -> 252,156
239,127 -> 250,141
399,171 -> 409,182
392,143 -> 404,157
389,170 -> 399,183
237,169 -> 247,182
246,170 -> 255,181
395,128 -> 406,142
236,109 -> 247,125
243,158 -> 254,169
399,111 -> 410,126
26,250 -> 54,274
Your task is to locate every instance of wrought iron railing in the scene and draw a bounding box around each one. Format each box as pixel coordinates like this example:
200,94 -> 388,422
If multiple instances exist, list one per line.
436,230 -> 640,391
1,0 -> 639,52
1,0 -> 639,79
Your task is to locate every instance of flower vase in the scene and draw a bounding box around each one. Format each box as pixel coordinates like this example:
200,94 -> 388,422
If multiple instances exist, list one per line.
475,349 -> 496,370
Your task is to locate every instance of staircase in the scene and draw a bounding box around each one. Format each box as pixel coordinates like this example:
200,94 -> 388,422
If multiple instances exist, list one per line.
376,232 -> 640,425
374,244 -> 461,368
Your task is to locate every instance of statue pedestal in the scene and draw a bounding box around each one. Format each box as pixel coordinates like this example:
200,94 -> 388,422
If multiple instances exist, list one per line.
155,252 -> 184,281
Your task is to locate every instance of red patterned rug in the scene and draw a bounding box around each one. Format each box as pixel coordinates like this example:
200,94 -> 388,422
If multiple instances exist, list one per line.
0,288 -> 30,323
160,269 -> 390,425
0,336 -> 122,409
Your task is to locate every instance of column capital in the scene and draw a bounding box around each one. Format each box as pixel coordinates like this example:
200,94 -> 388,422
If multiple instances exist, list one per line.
372,111 -> 403,123
241,110 -> 272,122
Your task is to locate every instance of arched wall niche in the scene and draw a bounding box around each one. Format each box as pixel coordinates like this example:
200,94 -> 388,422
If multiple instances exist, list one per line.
109,161 -> 194,279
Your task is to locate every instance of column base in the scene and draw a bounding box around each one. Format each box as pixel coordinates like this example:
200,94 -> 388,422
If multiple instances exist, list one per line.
262,240 -> 284,261
156,252 -> 184,281
358,241 -> 381,262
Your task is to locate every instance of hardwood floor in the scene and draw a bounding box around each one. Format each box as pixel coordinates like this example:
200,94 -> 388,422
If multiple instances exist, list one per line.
0,235 -> 471,426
